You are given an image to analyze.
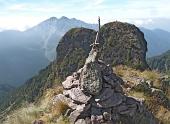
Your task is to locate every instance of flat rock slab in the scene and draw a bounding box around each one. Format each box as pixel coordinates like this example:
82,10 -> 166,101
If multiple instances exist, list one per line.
69,110 -> 82,123
97,93 -> 123,108
94,88 -> 114,102
75,119 -> 86,124
62,76 -> 79,89
70,104 -> 91,123
103,75 -> 117,87
67,88 -> 91,103
126,97 -> 139,105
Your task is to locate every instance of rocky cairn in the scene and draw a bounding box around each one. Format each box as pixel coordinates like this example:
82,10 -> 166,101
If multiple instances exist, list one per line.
54,22 -> 157,123
54,50 -> 157,123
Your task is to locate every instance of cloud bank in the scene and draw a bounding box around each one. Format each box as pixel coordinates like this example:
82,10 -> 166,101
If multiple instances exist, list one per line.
0,0 -> 170,31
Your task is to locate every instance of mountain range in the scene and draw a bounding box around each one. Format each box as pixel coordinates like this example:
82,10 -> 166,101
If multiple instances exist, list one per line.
147,50 -> 170,74
0,16 -> 97,86
0,16 -> 170,87
140,28 -> 170,57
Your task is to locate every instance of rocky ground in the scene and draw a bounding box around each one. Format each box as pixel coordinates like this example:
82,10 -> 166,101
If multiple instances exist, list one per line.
53,39 -> 158,123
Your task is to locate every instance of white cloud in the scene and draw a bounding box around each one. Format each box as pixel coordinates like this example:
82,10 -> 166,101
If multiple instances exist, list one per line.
130,19 -> 154,26
93,0 -> 104,5
0,0 -> 170,30
0,16 -> 46,31
8,4 -> 27,11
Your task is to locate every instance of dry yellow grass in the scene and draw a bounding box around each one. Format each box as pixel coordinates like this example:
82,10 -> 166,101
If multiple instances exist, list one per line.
156,106 -> 170,124
50,100 -> 69,118
3,104 -> 44,124
141,70 -> 161,88
39,85 -> 63,106
39,100 -> 70,124
114,65 -> 161,88
3,84 -> 66,124
56,116 -> 70,124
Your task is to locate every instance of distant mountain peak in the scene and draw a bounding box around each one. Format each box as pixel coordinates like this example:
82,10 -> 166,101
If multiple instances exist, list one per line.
43,17 -> 57,24
48,17 -> 57,21
60,16 -> 69,20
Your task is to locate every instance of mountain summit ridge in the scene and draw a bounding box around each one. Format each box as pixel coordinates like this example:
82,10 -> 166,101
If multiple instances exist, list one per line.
1,20 -> 170,124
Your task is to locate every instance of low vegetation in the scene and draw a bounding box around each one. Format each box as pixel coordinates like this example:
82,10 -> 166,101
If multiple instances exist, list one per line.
2,84 -> 66,124
147,50 -> 170,74
114,65 -> 170,124
114,65 -> 161,88
3,104 -> 44,124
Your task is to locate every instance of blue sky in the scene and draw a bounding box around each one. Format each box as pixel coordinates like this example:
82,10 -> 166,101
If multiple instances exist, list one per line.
0,0 -> 170,31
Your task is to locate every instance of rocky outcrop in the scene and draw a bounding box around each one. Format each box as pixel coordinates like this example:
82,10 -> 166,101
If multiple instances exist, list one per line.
54,32 -> 157,123
56,28 -> 96,81
100,22 -> 149,70
56,21 -> 149,82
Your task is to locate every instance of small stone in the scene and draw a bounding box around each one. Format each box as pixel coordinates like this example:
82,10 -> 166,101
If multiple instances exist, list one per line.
75,119 -> 86,124
85,117 -> 91,124
73,72 -> 79,79
96,115 -> 104,122
90,115 -> 101,124
69,104 -> 90,124
94,88 -> 114,102
97,93 -> 123,108
77,68 -> 83,74
103,112 -> 111,121
69,110 -> 82,123
67,88 -> 91,103
126,97 -> 138,105
91,115 -> 97,124
146,80 -> 153,88
62,76 -> 79,89
77,104 -> 91,112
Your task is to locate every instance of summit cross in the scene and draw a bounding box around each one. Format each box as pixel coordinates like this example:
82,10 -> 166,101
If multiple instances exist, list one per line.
90,16 -> 101,49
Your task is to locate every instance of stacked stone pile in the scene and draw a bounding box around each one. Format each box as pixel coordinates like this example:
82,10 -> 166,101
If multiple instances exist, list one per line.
53,18 -> 157,123
53,46 -> 157,124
